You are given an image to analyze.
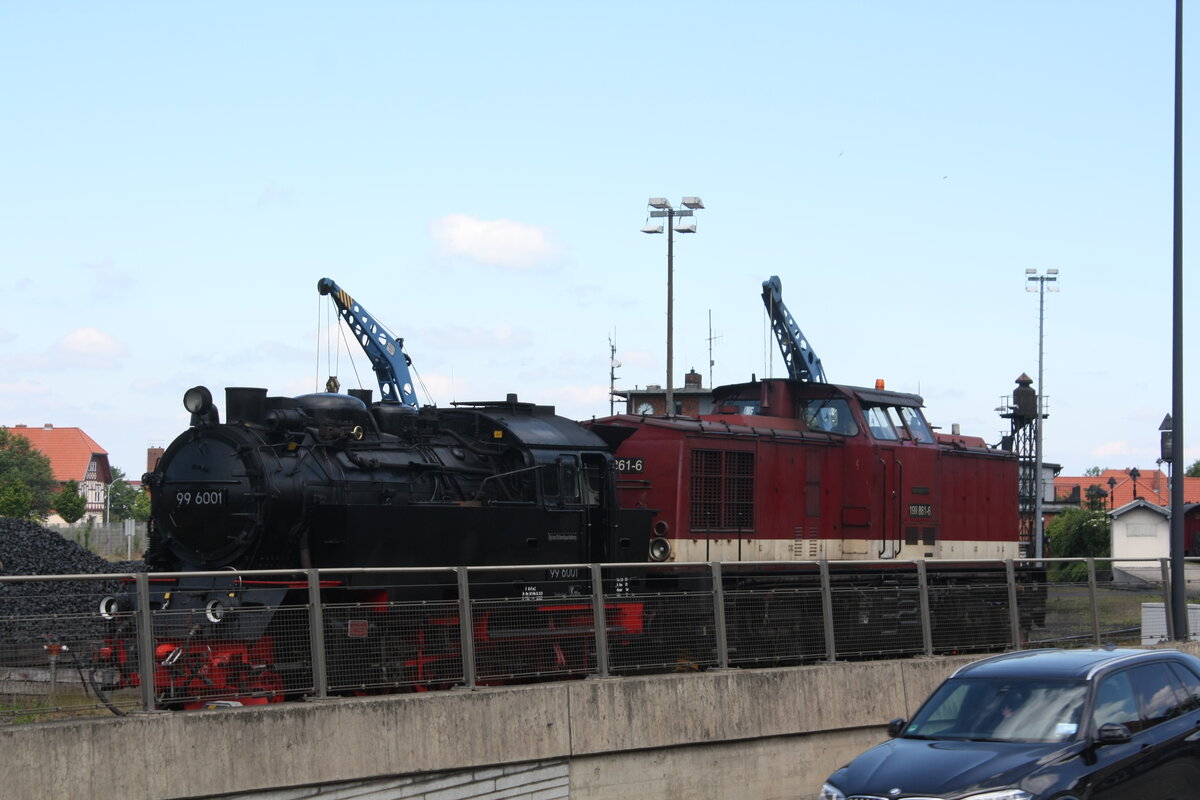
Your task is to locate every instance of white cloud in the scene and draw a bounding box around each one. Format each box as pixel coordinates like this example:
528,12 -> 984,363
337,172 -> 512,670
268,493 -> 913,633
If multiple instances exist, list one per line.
50,328 -> 127,368
431,213 -> 560,269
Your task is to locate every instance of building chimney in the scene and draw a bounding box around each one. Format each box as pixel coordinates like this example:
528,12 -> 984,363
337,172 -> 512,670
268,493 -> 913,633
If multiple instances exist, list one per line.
43,423 -> 53,430
684,368 -> 702,389
147,447 -> 164,474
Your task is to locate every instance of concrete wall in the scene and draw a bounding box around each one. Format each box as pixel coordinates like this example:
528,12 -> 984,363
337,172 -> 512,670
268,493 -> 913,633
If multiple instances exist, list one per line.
11,647 -> 1198,800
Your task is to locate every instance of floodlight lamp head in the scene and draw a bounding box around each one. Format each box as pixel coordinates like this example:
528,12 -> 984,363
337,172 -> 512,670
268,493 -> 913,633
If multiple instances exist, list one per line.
681,196 -> 704,209
642,223 -> 664,234
648,197 -> 671,210
1047,268 -> 1059,275
673,222 -> 697,233
1025,268 -> 1037,275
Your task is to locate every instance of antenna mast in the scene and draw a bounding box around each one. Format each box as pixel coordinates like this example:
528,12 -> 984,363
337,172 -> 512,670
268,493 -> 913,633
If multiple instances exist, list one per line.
608,332 -> 622,416
706,310 -> 722,389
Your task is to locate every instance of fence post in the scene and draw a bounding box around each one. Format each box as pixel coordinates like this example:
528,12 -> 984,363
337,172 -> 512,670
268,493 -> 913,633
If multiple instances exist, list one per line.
306,568 -> 328,698
456,568 -> 477,689
1005,559 -> 1022,650
1087,559 -> 1101,645
915,560 -> 933,657
710,562 -> 730,669
589,564 -> 610,678
1161,558 -> 1176,640
819,560 -> 837,662
134,572 -> 157,712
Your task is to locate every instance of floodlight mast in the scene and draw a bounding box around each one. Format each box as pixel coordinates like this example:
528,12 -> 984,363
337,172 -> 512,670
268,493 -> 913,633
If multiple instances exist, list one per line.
1025,268 -> 1059,559
641,196 -> 704,415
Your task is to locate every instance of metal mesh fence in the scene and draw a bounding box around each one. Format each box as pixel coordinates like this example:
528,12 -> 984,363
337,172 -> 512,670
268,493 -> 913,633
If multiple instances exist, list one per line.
829,566 -> 925,660
609,567 -> 717,674
320,569 -> 462,693
4,558 -> 1200,721
0,575 -> 143,720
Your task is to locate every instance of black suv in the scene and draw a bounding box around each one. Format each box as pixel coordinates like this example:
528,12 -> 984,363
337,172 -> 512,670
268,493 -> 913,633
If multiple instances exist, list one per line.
820,647 -> 1200,800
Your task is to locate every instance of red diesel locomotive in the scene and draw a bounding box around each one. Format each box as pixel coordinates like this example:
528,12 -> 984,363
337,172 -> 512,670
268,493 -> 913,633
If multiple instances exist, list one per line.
593,376 -> 1018,565
587,276 -> 1039,656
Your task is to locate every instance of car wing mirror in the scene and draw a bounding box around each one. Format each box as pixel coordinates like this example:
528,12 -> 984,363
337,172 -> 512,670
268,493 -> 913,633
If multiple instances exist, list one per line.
886,718 -> 907,738
1097,722 -> 1133,744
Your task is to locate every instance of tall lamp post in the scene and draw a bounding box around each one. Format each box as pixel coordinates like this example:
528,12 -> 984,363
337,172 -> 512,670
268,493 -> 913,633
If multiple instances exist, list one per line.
642,197 -> 704,416
1026,268 -> 1059,559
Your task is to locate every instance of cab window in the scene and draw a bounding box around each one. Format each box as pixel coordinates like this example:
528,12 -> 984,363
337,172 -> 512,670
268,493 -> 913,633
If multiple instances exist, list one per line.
540,454 -> 582,506
864,406 -> 899,440
800,398 -> 857,435
899,407 -> 935,443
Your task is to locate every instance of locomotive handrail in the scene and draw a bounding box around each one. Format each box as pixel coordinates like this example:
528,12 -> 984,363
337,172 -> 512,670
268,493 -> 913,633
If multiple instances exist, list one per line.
93,556 -> 1109,581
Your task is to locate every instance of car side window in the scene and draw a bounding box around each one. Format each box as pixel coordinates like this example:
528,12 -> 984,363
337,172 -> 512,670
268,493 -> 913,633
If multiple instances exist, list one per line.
1129,663 -> 1188,728
1093,671 -> 1141,732
1168,662 -> 1200,712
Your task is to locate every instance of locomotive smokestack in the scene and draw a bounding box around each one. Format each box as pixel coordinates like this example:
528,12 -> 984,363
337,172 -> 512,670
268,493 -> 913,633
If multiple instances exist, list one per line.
226,387 -> 268,424
507,393 -> 518,404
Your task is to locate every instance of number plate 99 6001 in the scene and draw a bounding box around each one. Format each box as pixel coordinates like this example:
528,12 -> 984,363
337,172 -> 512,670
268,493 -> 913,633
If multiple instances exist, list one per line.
175,489 -> 226,508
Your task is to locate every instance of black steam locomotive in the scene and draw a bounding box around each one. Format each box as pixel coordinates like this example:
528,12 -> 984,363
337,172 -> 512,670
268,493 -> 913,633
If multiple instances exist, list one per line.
142,385 -> 646,573
96,280 -> 652,707
98,384 -> 651,707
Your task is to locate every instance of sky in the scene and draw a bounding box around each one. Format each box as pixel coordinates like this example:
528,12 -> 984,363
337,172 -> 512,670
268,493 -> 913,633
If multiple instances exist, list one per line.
0,2 -> 1195,481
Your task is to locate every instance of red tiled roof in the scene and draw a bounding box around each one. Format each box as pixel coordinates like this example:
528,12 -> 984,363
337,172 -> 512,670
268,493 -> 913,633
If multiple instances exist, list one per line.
1055,468 -> 1200,510
3,425 -> 110,484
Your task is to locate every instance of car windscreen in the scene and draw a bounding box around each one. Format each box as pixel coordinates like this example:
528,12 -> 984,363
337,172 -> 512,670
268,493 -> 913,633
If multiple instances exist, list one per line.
903,677 -> 1088,743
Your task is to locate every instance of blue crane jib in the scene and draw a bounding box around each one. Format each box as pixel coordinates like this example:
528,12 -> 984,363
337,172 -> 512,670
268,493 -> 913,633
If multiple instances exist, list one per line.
761,275 -> 827,383
317,278 -> 420,410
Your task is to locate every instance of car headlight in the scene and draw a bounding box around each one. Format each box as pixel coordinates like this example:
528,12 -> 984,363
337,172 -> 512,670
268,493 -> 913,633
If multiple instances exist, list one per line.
817,783 -> 845,800
964,791 -> 1032,800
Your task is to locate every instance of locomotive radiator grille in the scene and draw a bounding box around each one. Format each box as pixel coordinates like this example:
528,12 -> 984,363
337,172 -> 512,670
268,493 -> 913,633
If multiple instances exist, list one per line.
689,449 -> 754,533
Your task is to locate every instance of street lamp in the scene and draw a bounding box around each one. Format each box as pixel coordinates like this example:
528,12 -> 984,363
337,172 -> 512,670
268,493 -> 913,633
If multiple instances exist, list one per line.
1026,268 -> 1059,559
642,196 -> 704,416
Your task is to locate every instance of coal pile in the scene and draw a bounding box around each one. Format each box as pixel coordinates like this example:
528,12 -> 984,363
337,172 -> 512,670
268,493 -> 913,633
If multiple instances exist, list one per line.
0,517 -> 145,651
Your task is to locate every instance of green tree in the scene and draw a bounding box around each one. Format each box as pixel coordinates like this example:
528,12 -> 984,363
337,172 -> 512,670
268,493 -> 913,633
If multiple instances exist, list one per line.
1046,507 -> 1111,582
0,429 -> 56,520
106,467 -> 141,521
1186,459 -> 1200,478
1084,466 -> 1104,477
54,479 -> 88,525
0,476 -> 34,519
130,487 -> 151,523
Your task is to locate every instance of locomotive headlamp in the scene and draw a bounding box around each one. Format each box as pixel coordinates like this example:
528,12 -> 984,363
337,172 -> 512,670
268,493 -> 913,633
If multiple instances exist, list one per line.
649,537 -> 671,562
183,386 -> 214,414
205,599 -> 227,624
99,595 -> 129,620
